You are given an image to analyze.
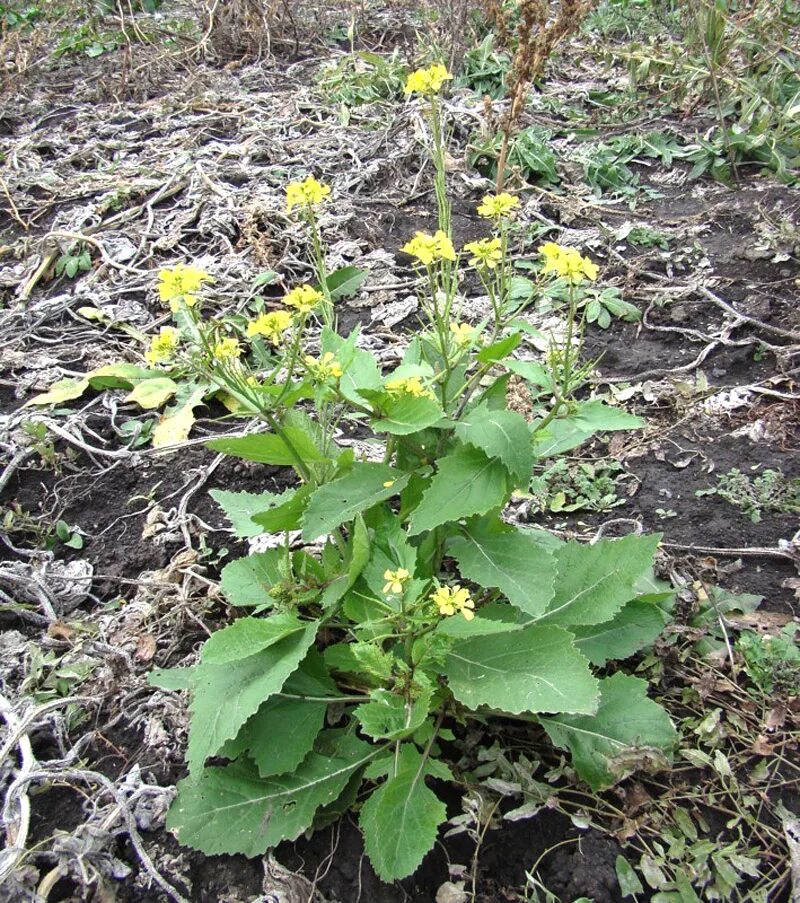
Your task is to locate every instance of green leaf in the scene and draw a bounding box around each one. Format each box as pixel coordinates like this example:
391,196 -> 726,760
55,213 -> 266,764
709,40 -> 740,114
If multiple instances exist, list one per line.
152,386 -> 206,448
125,377 -> 178,410
477,332 -> 521,363
532,400 -> 645,458
448,517 -> 556,617
408,444 -> 509,536
206,428 -> 328,465
250,485 -> 312,533
536,534 -> 661,628
210,488 -> 283,538
301,463 -> 409,541
325,266 -> 368,300
354,687 -> 432,741
200,613 -> 307,664
321,327 -> 382,408
616,856 -> 645,898
444,624 -> 598,715
372,393 -> 445,435
359,746 -> 447,881
572,598 -> 669,666
542,673 -> 677,790
186,624 -> 317,772
220,549 -> 285,608
26,378 -> 90,406
88,363 -> 156,389
168,732 -> 374,856
455,405 -> 534,484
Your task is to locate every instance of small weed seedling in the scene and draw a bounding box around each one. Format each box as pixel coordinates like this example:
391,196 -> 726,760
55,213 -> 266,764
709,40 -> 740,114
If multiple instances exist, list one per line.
697,467 -> 800,523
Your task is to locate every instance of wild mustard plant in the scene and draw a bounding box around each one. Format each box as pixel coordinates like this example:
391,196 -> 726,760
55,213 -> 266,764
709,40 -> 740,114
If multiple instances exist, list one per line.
149,64 -> 677,883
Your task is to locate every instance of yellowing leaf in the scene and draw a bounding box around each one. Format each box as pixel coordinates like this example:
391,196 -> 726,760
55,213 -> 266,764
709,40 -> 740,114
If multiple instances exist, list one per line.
26,378 -> 90,407
126,377 -> 178,410
152,388 -> 205,448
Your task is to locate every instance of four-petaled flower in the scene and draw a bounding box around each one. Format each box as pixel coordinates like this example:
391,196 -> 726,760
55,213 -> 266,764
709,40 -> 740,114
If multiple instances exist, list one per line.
476,193 -> 520,220
450,321 -> 477,349
538,242 -> 599,284
283,284 -> 324,314
212,337 -> 240,360
383,568 -> 410,595
432,584 -> 475,621
385,375 -> 436,400
464,237 -> 502,270
304,351 -> 343,381
246,310 -> 293,344
401,230 -> 456,266
145,326 -> 180,365
286,176 -> 331,212
158,264 -> 211,311
404,64 -> 452,96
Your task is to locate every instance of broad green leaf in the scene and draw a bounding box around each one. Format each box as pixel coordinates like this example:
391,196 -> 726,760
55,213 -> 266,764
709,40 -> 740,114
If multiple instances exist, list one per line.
321,326 -> 382,407
250,484 -> 312,533
444,625 -> 598,715
219,652 -> 336,776
148,665 -> 195,691
26,378 -> 89,406
477,332 -> 521,363
531,400 -> 645,458
88,363 -> 156,389
126,377 -> 178,410
448,516 -> 556,617
537,534 -> 661,628
616,856 -> 645,897
186,624 -> 316,772
347,515 -> 370,587
354,687 -> 432,741
206,428 -> 328,465
210,488 -> 282,537
455,405 -> 534,484
571,598 -> 669,666
200,613 -> 307,664
220,549 -> 285,608
301,463 -> 409,541
372,393 -> 445,435
152,387 -> 205,448
360,747 -> 447,881
408,445 -> 509,536
505,359 -> 553,390
542,673 -> 678,790
325,265 -> 368,300
168,732 -> 374,856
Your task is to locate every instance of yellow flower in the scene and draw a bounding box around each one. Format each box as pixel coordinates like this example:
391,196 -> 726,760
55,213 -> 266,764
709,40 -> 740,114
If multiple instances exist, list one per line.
538,242 -> 598,284
212,337 -> 240,360
404,63 -> 452,96
283,284 -> 324,315
464,237 -> 503,270
246,310 -> 293,344
157,264 -> 210,309
385,375 -> 436,400
450,321 -> 477,349
401,230 -> 456,266
432,584 -> 475,621
477,193 -> 520,220
144,326 -> 180,365
304,352 -> 343,381
383,568 -> 410,595
286,176 -> 331,212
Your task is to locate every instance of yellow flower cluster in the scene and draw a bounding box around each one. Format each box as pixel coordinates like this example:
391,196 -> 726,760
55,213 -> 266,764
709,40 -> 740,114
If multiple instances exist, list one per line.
246,310 -> 293,344
157,264 -> 211,311
402,230 -> 456,266
283,284 -> 324,315
432,584 -> 475,621
304,352 -> 343,381
145,326 -> 180,365
213,337 -> 240,360
286,176 -> 331,212
464,236 -> 502,270
404,64 -> 452,96
385,375 -> 436,400
450,322 -> 477,349
477,193 -> 520,220
538,242 -> 599,284
383,568 -> 410,595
